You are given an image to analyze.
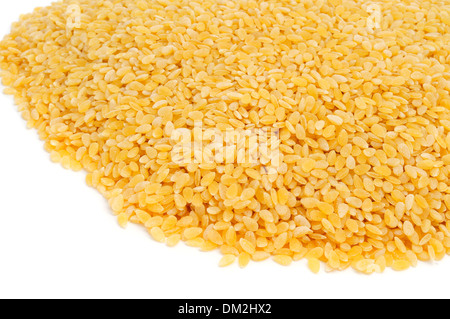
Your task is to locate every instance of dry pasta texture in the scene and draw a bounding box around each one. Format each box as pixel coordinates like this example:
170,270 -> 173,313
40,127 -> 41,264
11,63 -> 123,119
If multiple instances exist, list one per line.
1,0 -> 450,273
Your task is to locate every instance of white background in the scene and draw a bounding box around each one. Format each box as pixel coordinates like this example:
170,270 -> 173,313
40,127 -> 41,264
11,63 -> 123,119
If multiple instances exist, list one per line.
0,0 -> 447,299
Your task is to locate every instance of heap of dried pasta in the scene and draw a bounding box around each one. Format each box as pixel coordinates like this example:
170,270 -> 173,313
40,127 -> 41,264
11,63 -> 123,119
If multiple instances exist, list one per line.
1,0 -> 450,273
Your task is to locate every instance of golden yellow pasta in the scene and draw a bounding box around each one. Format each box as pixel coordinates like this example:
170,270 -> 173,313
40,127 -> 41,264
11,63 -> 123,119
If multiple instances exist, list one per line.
1,0 -> 450,273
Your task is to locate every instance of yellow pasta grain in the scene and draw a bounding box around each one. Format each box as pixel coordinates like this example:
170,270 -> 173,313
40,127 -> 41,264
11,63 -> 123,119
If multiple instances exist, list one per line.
238,252 -> 251,268
167,234 -> 181,247
392,260 -> 411,271
240,238 -> 256,255
273,255 -> 293,266
308,258 -> 321,274
305,247 -> 324,260
149,227 -> 165,243
184,227 -> 203,240
219,254 -> 236,267
117,213 -> 129,229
